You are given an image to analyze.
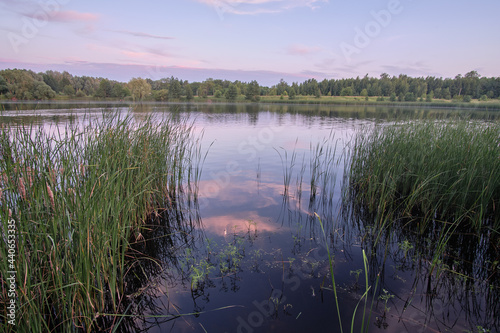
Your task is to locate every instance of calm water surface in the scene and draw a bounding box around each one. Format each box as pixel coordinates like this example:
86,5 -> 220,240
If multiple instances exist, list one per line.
2,102 -> 498,333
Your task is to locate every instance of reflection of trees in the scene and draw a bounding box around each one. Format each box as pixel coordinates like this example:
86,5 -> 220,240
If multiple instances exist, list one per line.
3,101 -> 500,123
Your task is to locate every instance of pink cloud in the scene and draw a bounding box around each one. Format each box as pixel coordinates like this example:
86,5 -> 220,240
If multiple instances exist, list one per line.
202,212 -> 284,237
287,44 -> 322,56
50,10 -> 99,22
24,10 -> 99,23
119,48 -> 172,62
122,51 -> 149,59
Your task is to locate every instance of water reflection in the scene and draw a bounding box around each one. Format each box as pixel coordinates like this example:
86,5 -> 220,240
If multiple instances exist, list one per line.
94,195 -> 204,332
344,187 -> 500,332
1,102 -> 498,332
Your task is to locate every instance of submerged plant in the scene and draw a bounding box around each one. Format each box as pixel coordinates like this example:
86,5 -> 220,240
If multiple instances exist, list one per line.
190,259 -> 215,291
378,289 -> 394,314
182,236 -> 247,292
398,239 -> 413,259
350,269 -> 362,287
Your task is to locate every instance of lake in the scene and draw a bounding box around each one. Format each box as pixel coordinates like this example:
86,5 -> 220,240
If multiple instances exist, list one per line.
1,101 -> 499,333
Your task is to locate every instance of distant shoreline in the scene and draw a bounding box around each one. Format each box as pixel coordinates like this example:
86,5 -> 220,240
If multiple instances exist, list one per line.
2,96 -> 500,111
2,69 -> 499,111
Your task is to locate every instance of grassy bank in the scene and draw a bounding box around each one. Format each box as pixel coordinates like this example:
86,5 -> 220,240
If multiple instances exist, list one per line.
258,95 -> 500,110
3,95 -> 500,112
184,95 -> 500,111
0,112 -> 198,332
347,119 -> 500,233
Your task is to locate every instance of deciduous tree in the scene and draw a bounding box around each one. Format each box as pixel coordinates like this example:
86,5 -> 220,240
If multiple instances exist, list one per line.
168,79 -> 181,99
225,83 -> 238,101
185,85 -> 194,100
245,80 -> 260,102
0,75 -> 8,95
95,79 -> 112,98
128,77 -> 152,101
32,81 -> 56,99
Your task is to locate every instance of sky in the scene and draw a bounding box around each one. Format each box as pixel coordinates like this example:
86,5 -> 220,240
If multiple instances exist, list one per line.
0,0 -> 499,86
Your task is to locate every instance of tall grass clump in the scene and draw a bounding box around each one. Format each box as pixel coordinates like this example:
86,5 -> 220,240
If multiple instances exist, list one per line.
348,119 -> 500,232
343,119 -> 500,332
0,112 -> 198,332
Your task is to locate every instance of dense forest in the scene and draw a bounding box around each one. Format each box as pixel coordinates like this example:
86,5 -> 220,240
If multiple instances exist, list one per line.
0,68 -> 499,102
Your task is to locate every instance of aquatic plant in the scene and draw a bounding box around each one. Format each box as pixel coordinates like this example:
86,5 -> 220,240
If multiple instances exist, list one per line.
343,118 -> 500,331
0,111 -> 199,332
378,289 -> 394,314
348,119 -> 500,232
315,213 -> 344,333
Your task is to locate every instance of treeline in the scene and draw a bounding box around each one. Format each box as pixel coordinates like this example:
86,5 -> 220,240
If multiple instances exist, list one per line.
0,68 -> 499,102
308,72 -> 500,101
0,69 -> 129,100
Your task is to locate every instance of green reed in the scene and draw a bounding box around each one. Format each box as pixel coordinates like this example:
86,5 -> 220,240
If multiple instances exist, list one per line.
348,119 -> 500,233
340,119 -> 500,331
315,213 -> 343,333
277,131 -> 342,224
315,213 -> 379,333
0,112 -> 198,332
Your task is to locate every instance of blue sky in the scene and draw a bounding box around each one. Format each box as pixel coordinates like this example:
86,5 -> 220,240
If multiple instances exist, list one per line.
0,0 -> 499,86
